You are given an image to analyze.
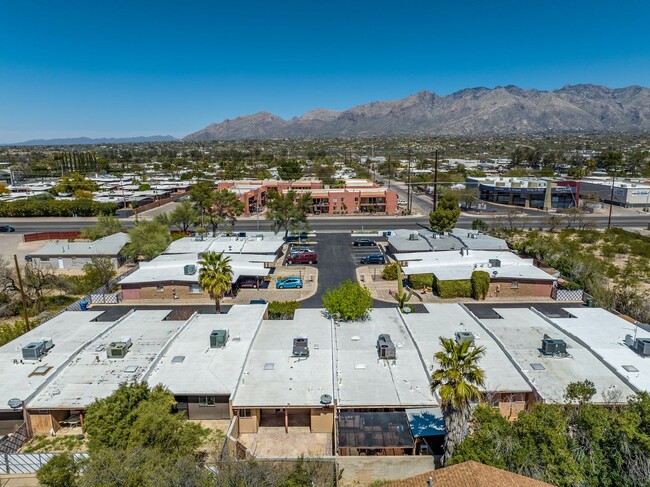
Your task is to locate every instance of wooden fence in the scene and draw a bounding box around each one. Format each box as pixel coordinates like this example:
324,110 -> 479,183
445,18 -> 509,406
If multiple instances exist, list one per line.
23,231 -> 81,243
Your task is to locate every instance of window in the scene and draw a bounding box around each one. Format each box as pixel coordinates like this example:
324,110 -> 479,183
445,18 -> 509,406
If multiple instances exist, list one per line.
71,257 -> 77,265
156,284 -> 164,292
189,283 -> 201,294
239,409 -> 251,418
40,257 -> 50,262
510,281 -> 519,289
198,396 -> 216,407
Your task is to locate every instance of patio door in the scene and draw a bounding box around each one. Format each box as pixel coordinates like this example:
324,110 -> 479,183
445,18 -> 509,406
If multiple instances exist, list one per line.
58,258 -> 64,269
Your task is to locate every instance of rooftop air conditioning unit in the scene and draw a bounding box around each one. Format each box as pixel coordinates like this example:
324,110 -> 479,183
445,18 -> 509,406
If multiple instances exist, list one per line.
455,331 -> 475,346
106,341 -> 130,359
184,264 -> 197,275
409,232 -> 420,241
194,233 -> 204,241
635,338 -> 650,357
292,337 -> 309,357
541,334 -> 567,355
38,337 -> 54,352
377,334 -> 397,360
488,259 -> 501,268
22,342 -> 46,360
210,330 -> 229,348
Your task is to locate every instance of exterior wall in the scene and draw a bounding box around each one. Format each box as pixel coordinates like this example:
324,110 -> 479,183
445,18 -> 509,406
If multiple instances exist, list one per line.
121,282 -> 208,301
310,408 -> 334,433
29,410 -> 69,434
34,256 -> 121,271
187,396 -> 230,420
580,180 -> 650,208
237,408 -> 261,434
488,279 -> 553,298
337,457 -> 435,486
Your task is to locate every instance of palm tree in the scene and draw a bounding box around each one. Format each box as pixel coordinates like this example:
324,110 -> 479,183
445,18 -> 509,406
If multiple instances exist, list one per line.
431,337 -> 486,464
198,251 -> 233,314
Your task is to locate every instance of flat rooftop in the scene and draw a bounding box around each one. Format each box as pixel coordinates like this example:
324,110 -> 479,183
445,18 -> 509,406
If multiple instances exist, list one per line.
547,307 -> 650,393
334,308 -> 437,408
404,304 -> 531,394
148,305 -> 266,396
0,311 -> 107,411
29,310 -> 184,409
232,309 -> 333,408
164,234 -> 283,256
476,307 -> 635,404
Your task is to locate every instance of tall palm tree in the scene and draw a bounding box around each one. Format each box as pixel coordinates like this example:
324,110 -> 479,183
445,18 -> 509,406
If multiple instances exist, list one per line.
198,251 -> 233,314
431,337 -> 486,464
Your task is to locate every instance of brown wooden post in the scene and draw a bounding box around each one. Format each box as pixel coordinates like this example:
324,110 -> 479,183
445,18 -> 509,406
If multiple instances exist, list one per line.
14,255 -> 30,332
284,408 -> 288,434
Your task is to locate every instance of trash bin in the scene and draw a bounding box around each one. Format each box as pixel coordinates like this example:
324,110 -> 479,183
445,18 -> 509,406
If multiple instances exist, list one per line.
585,297 -> 594,308
80,299 -> 89,311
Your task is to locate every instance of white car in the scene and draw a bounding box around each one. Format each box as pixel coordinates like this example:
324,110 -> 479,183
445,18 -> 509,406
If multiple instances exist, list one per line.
397,199 -> 407,206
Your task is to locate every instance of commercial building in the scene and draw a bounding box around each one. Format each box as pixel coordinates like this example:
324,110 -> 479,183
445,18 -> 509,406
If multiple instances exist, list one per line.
29,233 -> 129,270
579,178 -> 650,209
387,228 -> 508,255
466,177 -> 579,210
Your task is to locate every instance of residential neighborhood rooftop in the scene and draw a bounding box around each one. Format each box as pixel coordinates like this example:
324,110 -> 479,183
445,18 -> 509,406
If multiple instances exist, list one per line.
31,232 -> 129,257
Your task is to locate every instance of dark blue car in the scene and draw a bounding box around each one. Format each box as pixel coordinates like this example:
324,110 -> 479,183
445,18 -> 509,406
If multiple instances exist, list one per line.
361,254 -> 385,264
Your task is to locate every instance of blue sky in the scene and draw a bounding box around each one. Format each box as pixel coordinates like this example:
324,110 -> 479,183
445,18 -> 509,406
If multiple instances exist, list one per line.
1,0 -> 649,142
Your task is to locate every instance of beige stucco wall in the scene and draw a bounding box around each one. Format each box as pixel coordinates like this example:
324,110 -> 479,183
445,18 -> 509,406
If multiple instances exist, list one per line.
237,409 -> 261,434
310,409 -> 334,433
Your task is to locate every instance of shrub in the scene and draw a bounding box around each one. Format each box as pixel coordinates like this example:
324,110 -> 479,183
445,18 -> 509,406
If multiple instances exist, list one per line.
558,280 -> 583,291
409,273 -> 433,290
0,199 -> 117,217
322,280 -> 373,321
267,301 -> 301,319
471,270 -> 490,300
472,219 -> 488,231
382,262 -> 400,281
434,276 -> 473,298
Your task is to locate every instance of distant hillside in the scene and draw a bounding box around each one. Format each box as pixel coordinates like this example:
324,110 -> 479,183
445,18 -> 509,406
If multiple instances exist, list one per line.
7,135 -> 178,146
184,84 -> 650,140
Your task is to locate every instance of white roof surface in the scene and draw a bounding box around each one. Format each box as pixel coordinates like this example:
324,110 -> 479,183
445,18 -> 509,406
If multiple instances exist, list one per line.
405,304 -> 531,394
232,309 -> 333,408
32,233 -> 129,257
29,310 -> 184,409
401,250 -> 555,282
148,305 -> 266,396
477,308 -> 634,404
334,308 -> 437,408
164,234 -> 283,256
0,311 -> 108,411
548,307 -> 649,393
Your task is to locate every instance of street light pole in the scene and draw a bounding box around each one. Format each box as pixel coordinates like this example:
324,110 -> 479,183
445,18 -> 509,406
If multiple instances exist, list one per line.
433,149 -> 439,212
607,173 -> 616,230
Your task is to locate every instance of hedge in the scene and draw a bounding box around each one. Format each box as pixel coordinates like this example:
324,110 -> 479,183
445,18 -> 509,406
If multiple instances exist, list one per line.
267,301 -> 301,319
433,275 -> 473,298
0,200 -> 118,217
409,273 -> 434,290
471,270 -> 490,300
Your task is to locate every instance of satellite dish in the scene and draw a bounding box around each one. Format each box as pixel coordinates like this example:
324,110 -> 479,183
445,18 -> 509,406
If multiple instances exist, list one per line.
7,398 -> 22,409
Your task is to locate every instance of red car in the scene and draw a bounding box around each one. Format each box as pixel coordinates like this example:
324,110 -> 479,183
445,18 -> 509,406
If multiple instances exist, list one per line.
238,278 -> 260,289
286,251 -> 318,265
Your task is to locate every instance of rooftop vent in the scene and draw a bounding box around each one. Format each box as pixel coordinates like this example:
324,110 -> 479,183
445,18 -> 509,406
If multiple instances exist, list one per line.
124,365 -> 139,374
455,331 -> 475,346
541,334 -> 567,356
625,335 -> 650,357
320,394 -> 332,405
377,334 -> 397,360
264,362 -> 275,370
409,232 -> 420,241
184,264 -> 197,275
171,356 -> 185,364
210,330 -> 229,348
530,363 -> 545,371
489,259 -> 501,268
623,365 -> 639,373
293,337 -> 309,357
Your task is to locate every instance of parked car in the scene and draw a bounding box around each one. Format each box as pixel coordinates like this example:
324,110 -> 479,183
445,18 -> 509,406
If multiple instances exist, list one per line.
353,238 -> 375,247
276,277 -> 303,289
238,278 -> 260,289
0,225 -> 15,232
249,299 -> 268,305
397,199 -> 407,206
287,251 -> 318,265
361,253 -> 385,264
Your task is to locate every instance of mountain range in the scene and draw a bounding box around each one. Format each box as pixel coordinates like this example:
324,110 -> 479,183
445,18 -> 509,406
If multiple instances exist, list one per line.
185,84 -> 650,140
6,135 -> 178,146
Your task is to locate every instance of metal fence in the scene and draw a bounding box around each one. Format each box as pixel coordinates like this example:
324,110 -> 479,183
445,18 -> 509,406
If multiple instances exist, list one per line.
0,453 -> 88,474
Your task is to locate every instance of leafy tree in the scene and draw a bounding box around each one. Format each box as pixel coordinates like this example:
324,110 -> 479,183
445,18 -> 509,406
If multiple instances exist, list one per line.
322,279 -> 373,321
563,379 -> 596,404
278,159 -> 303,180
82,257 -> 117,291
0,183 -> 9,195
37,452 -> 79,487
266,190 -> 312,239
382,262 -> 400,281
138,183 -> 152,191
198,251 -> 233,314
73,189 -> 94,200
189,181 -> 215,228
429,193 -> 461,232
52,172 -> 99,195
453,188 -> 479,210
155,200 -> 198,233
431,337 -> 486,464
471,219 -> 487,231
80,214 -> 124,240
207,189 -> 245,234
124,220 -> 171,261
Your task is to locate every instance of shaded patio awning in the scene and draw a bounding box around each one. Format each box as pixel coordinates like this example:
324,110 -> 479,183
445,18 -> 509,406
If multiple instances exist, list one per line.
337,411 -> 414,449
406,408 -> 445,437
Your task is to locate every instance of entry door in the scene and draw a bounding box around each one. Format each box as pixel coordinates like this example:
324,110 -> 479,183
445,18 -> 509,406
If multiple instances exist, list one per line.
58,258 -> 64,269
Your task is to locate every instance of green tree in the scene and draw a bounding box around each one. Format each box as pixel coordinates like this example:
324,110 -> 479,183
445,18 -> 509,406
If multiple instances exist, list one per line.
80,214 -> 124,240
453,188 -> 479,210
155,200 -> 198,233
429,193 -> 461,232
124,220 -> 171,261
564,379 -> 596,404
52,172 -> 99,195
189,181 -> 215,228
470,270 -> 490,300
82,257 -> 117,291
266,190 -> 312,239
37,452 -> 79,487
278,159 -> 303,180
198,251 -> 233,314
431,337 -> 486,464
207,189 -> 245,234
322,279 -> 373,321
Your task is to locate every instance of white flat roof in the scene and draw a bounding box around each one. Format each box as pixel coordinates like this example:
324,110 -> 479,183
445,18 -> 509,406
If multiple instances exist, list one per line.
147,305 -> 266,396
29,310 -> 184,409
32,233 -> 129,257
334,308 -> 437,408
478,308 -> 634,404
164,234 -> 283,256
548,307 -> 650,393
0,311 -> 107,411
232,309 -> 333,408
405,304 -> 531,394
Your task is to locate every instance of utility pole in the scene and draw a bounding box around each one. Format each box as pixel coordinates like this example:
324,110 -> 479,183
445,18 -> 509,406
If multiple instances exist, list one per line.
387,156 -> 391,189
407,157 -> 412,215
256,190 -> 260,231
433,149 -> 439,212
14,254 -> 30,332
607,172 -> 616,230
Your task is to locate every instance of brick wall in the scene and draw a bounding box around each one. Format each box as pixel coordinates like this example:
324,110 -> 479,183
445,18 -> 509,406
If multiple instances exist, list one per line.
121,282 -> 208,301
